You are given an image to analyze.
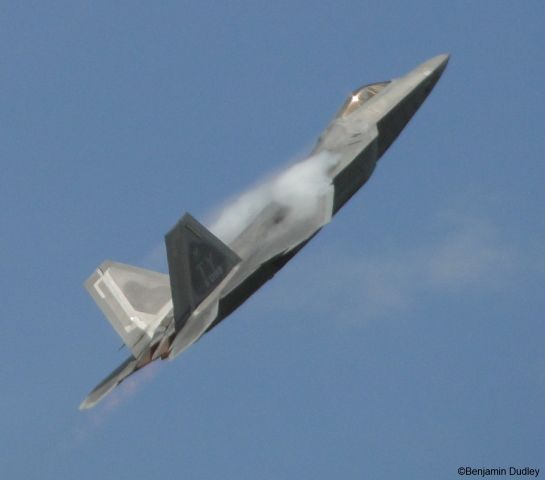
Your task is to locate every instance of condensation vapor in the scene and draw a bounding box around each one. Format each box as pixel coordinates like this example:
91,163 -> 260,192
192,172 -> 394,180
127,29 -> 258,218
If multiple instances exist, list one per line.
208,151 -> 339,245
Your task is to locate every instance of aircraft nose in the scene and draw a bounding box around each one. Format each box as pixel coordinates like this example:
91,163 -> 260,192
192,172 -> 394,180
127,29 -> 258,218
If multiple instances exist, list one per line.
421,54 -> 450,78
376,53 -> 450,156
412,53 -> 450,105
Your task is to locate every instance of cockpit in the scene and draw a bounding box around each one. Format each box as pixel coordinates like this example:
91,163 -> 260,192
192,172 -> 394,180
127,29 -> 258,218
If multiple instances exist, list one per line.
336,81 -> 391,118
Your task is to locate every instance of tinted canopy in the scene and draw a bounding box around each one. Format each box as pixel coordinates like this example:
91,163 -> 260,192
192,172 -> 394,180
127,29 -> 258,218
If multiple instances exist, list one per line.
336,81 -> 391,118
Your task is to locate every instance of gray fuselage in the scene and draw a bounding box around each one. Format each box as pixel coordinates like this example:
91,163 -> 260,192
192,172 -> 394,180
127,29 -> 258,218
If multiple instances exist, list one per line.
190,54 -> 450,340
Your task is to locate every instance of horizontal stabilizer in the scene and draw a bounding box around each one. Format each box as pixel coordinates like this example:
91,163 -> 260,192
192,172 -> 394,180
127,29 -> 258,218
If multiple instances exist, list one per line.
165,213 -> 241,331
85,262 -> 172,357
79,356 -> 137,409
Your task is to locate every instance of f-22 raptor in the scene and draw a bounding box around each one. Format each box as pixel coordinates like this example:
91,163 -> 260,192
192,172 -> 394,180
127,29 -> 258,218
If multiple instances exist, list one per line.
80,54 -> 449,409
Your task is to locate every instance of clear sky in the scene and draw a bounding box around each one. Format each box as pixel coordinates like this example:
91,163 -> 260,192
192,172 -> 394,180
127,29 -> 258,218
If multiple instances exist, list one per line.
2,2 -> 544,478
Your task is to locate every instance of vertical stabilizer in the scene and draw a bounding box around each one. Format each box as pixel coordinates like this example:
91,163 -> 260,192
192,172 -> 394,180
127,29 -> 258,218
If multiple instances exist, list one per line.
165,213 -> 241,331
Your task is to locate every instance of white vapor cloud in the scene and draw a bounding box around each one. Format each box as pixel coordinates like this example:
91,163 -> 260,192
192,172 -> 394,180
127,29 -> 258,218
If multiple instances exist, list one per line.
261,212 -> 522,324
426,220 -> 516,289
140,151 -> 339,271
207,151 -> 338,244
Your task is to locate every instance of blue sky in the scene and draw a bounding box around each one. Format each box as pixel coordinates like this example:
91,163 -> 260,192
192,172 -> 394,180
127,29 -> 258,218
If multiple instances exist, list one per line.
2,2 -> 544,478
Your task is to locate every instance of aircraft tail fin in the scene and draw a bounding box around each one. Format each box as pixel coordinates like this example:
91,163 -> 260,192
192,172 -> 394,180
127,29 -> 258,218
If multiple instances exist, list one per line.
165,213 -> 241,331
85,262 -> 172,357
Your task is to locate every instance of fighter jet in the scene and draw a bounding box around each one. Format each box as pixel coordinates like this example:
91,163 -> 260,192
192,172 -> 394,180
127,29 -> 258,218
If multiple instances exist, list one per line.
80,54 -> 449,409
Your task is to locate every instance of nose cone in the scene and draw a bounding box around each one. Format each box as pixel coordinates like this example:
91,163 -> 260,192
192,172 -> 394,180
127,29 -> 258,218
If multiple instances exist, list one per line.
377,54 -> 450,156
419,54 -> 450,78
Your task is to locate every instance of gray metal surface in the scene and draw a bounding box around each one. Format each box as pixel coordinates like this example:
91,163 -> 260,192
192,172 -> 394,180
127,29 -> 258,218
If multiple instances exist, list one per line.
165,213 -> 241,332
80,54 -> 449,409
84,261 -> 172,358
